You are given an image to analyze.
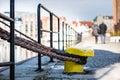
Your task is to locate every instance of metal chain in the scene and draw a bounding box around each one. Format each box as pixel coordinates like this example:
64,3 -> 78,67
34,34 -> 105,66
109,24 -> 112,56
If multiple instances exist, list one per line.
0,27 -> 80,63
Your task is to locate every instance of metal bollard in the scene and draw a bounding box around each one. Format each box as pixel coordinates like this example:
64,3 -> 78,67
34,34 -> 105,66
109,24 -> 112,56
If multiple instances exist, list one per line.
64,48 -> 94,73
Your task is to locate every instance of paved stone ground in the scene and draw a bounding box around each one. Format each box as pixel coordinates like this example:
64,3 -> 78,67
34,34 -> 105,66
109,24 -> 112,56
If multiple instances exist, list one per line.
0,36 -> 120,80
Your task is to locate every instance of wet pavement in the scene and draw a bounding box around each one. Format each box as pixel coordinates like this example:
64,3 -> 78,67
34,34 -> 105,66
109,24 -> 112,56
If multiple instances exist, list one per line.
0,36 -> 120,80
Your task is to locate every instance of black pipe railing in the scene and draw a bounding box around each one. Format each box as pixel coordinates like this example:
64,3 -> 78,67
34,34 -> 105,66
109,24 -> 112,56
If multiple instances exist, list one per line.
0,13 -> 38,80
49,12 -> 54,62
10,0 -> 15,79
0,2 -> 82,80
65,23 -> 68,48
37,3 -> 61,63
58,18 -> 60,49
37,3 -> 42,71
61,22 -> 82,50
50,13 -> 60,62
0,0 -> 15,80
67,25 -> 70,47
62,22 -> 65,51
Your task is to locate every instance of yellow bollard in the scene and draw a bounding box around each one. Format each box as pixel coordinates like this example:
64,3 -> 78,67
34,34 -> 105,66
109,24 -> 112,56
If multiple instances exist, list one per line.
64,48 -> 94,73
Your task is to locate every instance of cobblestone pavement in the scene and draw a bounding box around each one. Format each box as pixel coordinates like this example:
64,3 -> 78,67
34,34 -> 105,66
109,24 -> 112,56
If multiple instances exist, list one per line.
0,36 -> 120,80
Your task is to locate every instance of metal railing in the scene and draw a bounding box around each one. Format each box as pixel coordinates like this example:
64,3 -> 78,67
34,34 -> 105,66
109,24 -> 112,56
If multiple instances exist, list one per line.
62,22 -> 82,50
0,0 -> 15,80
37,4 -> 61,71
0,12 -> 39,80
0,1 -> 82,80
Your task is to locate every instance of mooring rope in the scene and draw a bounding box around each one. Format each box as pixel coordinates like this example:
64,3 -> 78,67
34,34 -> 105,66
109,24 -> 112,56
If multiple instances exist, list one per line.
0,27 -> 80,63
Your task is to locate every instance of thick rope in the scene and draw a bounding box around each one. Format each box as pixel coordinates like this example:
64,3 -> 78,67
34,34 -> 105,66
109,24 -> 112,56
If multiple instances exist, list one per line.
0,27 -> 80,62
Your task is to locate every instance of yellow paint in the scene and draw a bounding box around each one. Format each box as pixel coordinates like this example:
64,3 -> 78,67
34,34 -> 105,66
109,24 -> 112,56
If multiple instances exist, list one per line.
64,61 -> 83,73
64,48 -> 94,73
65,48 -> 94,57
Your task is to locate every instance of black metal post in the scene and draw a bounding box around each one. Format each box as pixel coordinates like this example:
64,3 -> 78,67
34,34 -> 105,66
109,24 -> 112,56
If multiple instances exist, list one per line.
68,26 -> 70,47
70,27 -> 72,47
10,0 -> 15,80
49,12 -> 54,62
36,3 -> 43,71
58,18 -> 60,49
75,31 -> 77,43
62,22 -> 64,51
66,24 -> 67,48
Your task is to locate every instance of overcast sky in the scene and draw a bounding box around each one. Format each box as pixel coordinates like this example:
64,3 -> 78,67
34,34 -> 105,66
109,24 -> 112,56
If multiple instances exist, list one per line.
0,0 -> 113,22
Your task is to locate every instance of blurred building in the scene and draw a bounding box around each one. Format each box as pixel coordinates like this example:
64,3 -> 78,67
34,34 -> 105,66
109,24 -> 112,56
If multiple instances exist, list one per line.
69,21 -> 93,36
113,0 -> 120,25
113,0 -> 120,32
69,21 -> 94,28
79,21 -> 94,28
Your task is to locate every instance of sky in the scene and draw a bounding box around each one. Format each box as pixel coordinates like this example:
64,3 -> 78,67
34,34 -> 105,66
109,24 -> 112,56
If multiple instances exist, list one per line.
0,0 -> 113,22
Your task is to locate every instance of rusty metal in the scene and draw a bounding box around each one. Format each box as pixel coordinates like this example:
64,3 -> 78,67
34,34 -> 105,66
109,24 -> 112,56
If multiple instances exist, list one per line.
0,27 -> 80,63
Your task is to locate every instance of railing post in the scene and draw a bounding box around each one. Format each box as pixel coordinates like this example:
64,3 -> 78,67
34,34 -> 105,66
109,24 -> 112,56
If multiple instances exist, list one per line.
70,28 -> 72,47
37,3 -> 43,71
68,26 -> 70,47
10,0 -> 15,80
58,18 -> 60,49
62,22 -> 64,51
66,24 -> 68,48
49,12 -> 54,62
